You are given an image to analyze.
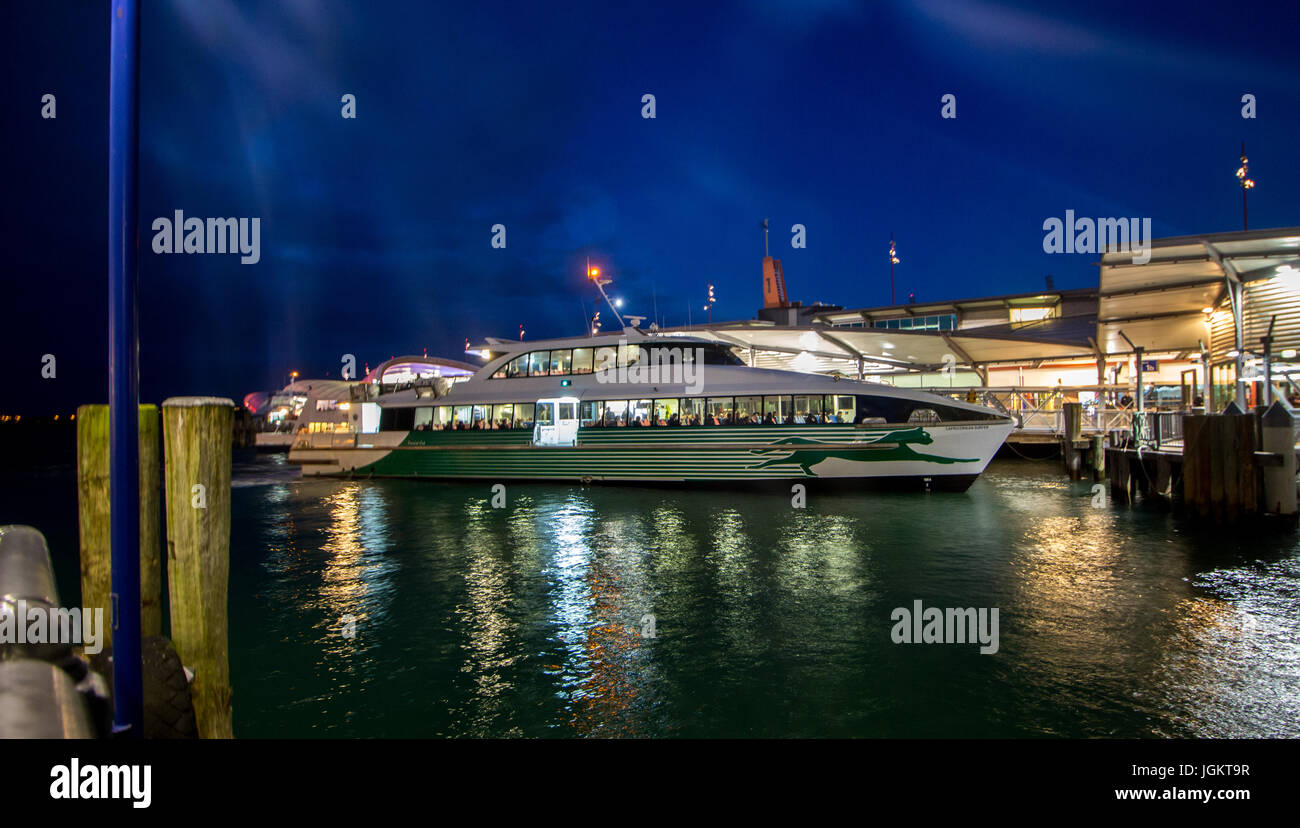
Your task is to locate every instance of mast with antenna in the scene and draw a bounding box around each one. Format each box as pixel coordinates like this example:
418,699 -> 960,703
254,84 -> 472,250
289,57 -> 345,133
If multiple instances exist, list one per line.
587,255 -> 625,328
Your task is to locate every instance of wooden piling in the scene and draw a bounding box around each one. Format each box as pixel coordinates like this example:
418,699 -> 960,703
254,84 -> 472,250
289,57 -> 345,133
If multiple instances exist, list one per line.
1182,412 -> 1258,522
1107,447 -> 1130,504
162,397 -> 234,739
1090,434 -> 1105,481
1061,402 -> 1083,479
75,404 -> 163,645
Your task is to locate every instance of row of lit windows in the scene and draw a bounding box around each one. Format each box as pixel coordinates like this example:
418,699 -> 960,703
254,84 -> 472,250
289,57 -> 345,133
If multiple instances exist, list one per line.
874,315 -> 956,330
388,394 -> 863,431
490,344 -> 742,379
830,314 -> 956,331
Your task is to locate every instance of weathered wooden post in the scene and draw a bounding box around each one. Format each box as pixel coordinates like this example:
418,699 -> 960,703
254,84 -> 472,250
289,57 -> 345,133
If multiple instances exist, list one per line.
1183,411 -> 1259,523
1260,401 -> 1296,517
1062,402 -> 1082,479
76,404 -> 162,644
162,397 -> 234,739
1090,434 -> 1105,481
1182,414 -> 1207,516
1108,446 -> 1130,504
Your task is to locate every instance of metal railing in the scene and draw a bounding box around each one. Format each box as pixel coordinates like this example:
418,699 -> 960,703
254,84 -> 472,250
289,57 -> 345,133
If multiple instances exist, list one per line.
923,386 -> 1142,435
1132,410 -> 1188,449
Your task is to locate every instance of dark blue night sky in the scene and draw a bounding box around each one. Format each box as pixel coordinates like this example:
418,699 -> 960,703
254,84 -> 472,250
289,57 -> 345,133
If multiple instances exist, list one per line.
4,0 -> 1298,414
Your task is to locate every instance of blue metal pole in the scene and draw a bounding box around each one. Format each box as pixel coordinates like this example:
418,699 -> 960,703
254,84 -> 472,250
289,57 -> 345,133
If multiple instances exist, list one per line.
109,0 -> 143,737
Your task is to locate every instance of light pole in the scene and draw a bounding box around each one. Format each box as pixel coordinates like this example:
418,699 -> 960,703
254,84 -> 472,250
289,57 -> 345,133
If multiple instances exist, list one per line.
1236,142 -> 1255,231
108,0 -> 143,737
889,234 -> 900,305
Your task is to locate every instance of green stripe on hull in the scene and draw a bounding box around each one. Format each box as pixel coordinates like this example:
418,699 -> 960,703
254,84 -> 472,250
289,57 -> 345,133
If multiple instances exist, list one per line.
344,424 -> 993,481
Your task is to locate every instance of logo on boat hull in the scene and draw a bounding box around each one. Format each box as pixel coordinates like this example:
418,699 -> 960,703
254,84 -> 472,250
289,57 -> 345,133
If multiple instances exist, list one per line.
745,428 -> 977,476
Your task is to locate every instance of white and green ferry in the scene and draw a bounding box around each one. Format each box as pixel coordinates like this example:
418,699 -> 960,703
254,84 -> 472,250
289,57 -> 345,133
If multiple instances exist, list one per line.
289,331 -> 1015,490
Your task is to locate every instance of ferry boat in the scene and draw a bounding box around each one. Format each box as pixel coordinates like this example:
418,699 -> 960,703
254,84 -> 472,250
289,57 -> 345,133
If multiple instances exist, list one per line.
247,357 -> 478,450
288,331 -> 1015,490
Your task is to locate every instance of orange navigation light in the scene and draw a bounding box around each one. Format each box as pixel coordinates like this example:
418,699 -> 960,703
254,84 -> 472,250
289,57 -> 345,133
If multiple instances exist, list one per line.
589,266 -> 600,279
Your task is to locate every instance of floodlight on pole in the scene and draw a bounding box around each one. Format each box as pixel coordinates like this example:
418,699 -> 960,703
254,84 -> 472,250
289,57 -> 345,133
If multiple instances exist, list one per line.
586,255 -> 624,328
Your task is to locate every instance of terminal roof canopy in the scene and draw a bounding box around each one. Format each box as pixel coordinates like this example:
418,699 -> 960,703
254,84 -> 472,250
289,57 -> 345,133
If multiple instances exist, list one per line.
1098,227 -> 1300,353
680,323 -> 1093,373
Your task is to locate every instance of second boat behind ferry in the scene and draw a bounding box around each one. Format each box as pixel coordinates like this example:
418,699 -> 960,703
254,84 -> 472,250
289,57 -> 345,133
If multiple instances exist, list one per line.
289,330 -> 1015,490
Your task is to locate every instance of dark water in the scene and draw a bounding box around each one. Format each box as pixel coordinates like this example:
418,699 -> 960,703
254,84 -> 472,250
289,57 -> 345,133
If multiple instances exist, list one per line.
5,447 -> 1299,738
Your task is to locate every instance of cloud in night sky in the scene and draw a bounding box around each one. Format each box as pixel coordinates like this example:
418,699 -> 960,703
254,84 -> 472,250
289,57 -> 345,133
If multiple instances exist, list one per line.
3,0 -> 1298,414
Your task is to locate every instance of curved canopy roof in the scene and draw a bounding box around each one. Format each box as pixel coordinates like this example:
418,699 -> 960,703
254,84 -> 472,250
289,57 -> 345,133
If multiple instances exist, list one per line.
364,355 -> 481,384
1098,226 -> 1300,352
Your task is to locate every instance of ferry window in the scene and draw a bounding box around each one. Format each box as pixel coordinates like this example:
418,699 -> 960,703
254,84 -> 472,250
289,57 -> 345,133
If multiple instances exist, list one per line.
453,405 -> 472,429
630,399 -> 652,426
491,361 -> 508,380
536,403 -> 554,425
413,406 -> 433,431
698,345 -> 744,365
706,397 -> 733,425
823,395 -> 855,423
793,394 -> 822,423
432,406 -> 452,430
680,396 -> 705,426
594,346 -> 618,374
620,343 -> 642,367
908,408 -> 941,424
315,399 -> 338,411
558,402 -> 576,420
733,395 -> 761,424
505,354 -> 529,378
516,403 -> 535,428
549,349 -> 573,375
491,403 -> 513,429
572,348 -> 594,374
653,398 -> 679,425
472,405 -> 489,428
527,351 -> 550,376
603,399 -> 629,426
647,346 -> 689,374
763,396 -> 793,424
379,406 -> 416,431
579,400 -> 602,426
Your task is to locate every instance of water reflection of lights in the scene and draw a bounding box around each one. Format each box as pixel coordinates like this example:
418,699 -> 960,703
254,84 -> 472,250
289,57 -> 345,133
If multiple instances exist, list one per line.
545,498 -> 595,672
456,495 -> 522,724
1013,513 -> 1130,660
1145,563 -> 1300,737
543,493 -> 668,736
318,484 -> 396,643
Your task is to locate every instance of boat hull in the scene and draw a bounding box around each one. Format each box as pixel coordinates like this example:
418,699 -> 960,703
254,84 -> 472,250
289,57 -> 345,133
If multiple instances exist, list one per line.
289,421 -> 1014,488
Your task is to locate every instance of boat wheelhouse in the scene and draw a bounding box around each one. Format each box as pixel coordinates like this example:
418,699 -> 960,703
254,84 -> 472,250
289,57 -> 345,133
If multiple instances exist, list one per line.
289,331 -> 1015,489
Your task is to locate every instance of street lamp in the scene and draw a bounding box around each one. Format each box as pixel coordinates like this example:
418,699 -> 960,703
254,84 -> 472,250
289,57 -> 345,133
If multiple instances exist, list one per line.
1236,142 -> 1255,230
889,234 -> 900,305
